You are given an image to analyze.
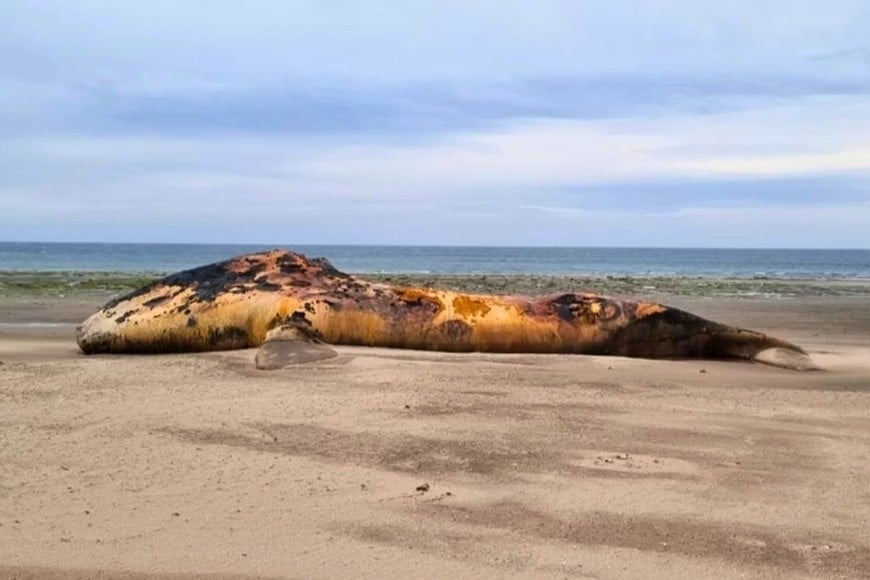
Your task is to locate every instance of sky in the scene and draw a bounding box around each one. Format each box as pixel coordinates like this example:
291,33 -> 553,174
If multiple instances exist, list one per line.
1,1 -> 870,247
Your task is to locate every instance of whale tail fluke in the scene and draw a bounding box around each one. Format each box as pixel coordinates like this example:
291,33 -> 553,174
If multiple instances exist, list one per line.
712,330 -> 821,371
751,347 -> 820,371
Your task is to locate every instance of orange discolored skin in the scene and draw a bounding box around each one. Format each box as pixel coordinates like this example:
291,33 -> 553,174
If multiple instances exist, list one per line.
75,249 -> 817,369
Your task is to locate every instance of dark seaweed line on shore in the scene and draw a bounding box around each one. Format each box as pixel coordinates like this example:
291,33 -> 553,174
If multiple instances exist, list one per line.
2,271 -> 870,298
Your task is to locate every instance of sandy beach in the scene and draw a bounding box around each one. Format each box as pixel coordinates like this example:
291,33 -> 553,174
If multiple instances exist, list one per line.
1,276 -> 869,579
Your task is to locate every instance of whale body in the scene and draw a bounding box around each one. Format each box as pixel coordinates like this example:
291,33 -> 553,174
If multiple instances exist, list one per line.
76,249 -> 817,370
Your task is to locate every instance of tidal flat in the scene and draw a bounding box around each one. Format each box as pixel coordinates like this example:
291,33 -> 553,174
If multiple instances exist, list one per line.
3,270 -> 870,300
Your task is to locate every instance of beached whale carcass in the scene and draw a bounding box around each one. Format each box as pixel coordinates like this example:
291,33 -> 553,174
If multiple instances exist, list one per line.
75,249 -> 817,370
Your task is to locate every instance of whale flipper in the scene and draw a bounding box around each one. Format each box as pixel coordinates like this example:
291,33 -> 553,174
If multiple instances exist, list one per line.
254,325 -> 338,370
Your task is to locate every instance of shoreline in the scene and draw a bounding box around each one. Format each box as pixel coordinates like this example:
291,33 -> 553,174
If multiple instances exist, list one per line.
3,270 -> 870,301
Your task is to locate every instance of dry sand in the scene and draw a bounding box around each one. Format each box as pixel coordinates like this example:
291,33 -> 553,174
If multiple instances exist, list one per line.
1,292 -> 869,579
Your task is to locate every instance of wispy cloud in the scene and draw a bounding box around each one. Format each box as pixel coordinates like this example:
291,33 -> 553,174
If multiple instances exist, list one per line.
282,95 -> 870,194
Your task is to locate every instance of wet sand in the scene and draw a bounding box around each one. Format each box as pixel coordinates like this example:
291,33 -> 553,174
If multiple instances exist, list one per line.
1,283 -> 869,579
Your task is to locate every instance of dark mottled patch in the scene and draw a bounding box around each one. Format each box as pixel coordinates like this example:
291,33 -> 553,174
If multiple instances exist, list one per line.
551,293 -> 578,306
397,296 -> 442,316
551,293 -> 581,322
117,253 -> 307,306
266,313 -> 290,331
243,261 -> 267,276
142,295 -> 171,308
207,326 -> 250,349
608,307 -> 730,358
152,257 -> 273,303
338,279 -> 367,294
555,304 -> 575,322
439,319 -> 472,343
276,253 -> 304,274
289,311 -> 312,328
549,294 -> 624,325
114,309 -> 136,324
254,275 -> 282,291
303,302 -> 315,313
186,316 -> 197,328
310,256 -> 350,279
163,261 -> 231,301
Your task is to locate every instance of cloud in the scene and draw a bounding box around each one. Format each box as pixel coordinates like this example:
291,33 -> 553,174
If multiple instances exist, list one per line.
281,95 -> 870,196
3,1 -> 868,84
512,202 -> 870,248
2,93 -> 869,248
672,150 -> 870,177
1,1 -> 870,246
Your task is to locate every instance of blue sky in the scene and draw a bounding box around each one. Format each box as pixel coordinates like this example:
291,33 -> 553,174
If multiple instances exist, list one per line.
1,1 -> 869,247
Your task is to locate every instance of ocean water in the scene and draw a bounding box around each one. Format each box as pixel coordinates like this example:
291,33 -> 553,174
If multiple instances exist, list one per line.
1,242 -> 869,278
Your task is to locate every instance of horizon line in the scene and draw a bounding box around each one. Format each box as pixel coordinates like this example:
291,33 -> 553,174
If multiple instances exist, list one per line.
2,240 -> 869,252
